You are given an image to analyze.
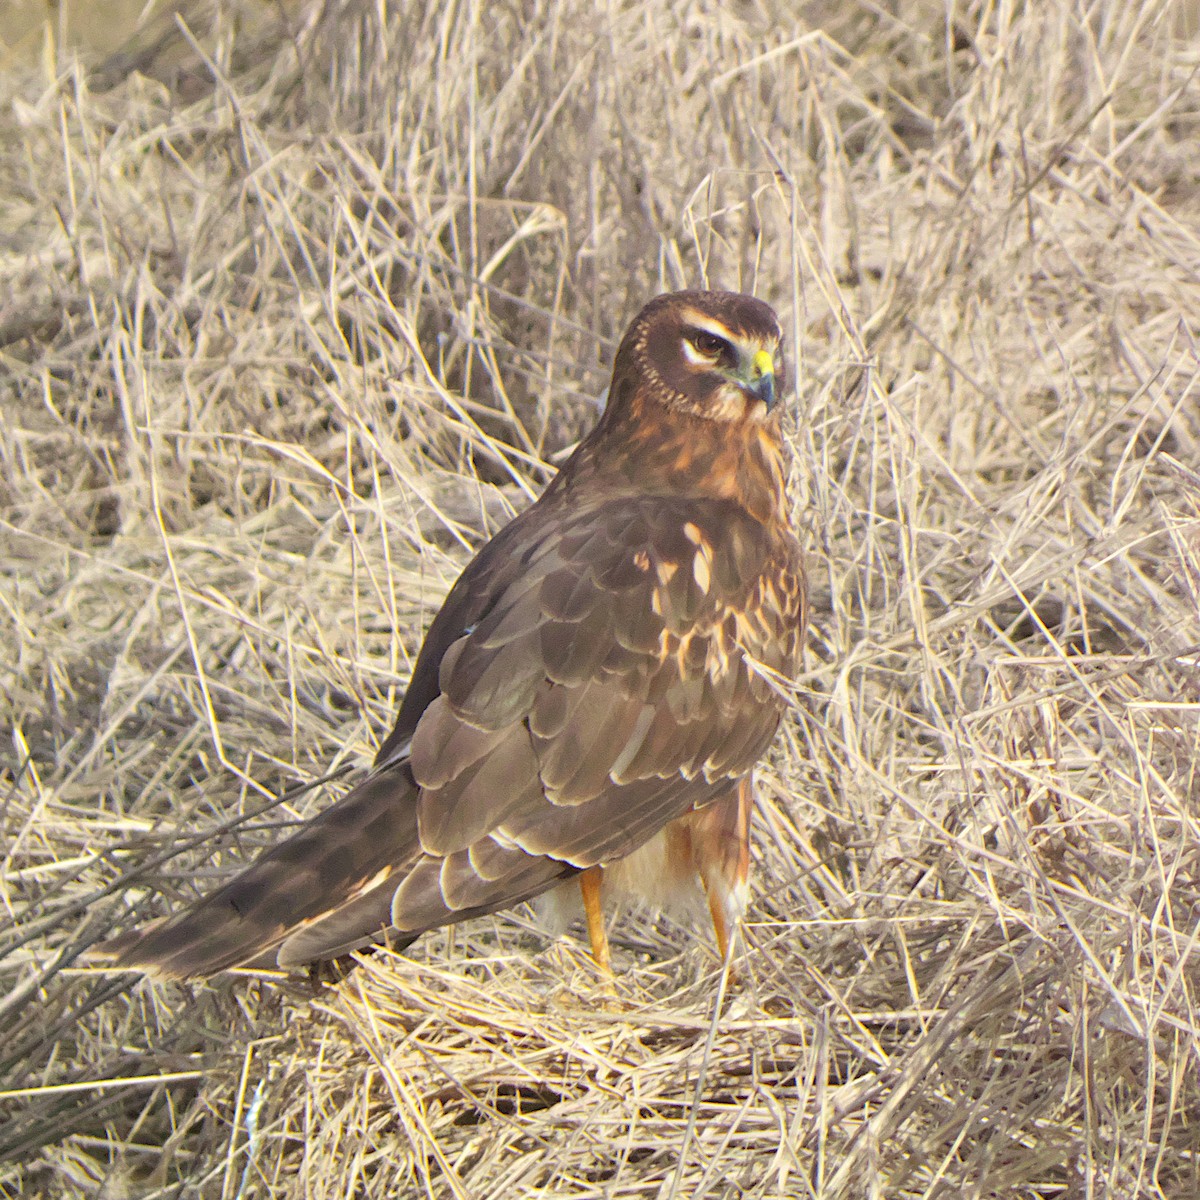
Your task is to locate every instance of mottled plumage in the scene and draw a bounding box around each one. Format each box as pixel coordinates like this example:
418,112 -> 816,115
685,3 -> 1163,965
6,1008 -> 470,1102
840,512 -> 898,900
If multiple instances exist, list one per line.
96,290 -> 806,980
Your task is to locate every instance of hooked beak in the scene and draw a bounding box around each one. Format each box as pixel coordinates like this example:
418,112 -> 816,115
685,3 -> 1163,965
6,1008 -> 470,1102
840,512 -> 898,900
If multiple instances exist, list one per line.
741,347 -> 776,410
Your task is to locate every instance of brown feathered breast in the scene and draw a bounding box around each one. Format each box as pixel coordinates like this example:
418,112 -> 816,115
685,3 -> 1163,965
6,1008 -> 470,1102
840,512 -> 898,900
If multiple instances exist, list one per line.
95,290 -> 806,979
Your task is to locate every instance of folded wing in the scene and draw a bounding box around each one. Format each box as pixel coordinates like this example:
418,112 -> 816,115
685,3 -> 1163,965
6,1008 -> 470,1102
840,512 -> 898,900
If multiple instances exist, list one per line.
100,493 -> 803,978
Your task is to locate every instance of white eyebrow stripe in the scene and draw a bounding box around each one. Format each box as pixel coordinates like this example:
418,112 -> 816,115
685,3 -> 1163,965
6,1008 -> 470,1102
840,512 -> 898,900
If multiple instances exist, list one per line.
679,310 -> 737,341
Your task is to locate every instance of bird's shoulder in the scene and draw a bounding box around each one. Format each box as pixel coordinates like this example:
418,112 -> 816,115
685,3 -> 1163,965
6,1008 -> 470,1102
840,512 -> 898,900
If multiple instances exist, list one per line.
375,488 -> 802,766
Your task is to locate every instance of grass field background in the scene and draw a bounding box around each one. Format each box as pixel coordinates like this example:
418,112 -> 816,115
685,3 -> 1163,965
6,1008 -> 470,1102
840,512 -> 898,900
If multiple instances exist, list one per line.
2,1 -> 1200,1195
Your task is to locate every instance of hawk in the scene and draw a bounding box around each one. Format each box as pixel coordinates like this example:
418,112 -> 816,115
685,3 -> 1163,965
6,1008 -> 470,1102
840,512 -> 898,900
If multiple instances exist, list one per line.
97,290 -> 806,980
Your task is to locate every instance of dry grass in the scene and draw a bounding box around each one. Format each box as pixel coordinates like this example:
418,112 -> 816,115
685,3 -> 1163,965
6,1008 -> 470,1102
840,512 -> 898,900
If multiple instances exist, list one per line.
2,0 -> 1200,1195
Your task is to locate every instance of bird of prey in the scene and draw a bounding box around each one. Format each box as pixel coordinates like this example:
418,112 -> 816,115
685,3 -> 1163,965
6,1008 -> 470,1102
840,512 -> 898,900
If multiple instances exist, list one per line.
96,290 -> 807,980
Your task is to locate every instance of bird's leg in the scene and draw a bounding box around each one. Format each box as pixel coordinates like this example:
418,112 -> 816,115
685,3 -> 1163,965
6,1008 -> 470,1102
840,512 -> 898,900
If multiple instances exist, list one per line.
692,777 -> 750,967
706,888 -> 733,963
578,866 -> 613,977
703,885 -> 746,990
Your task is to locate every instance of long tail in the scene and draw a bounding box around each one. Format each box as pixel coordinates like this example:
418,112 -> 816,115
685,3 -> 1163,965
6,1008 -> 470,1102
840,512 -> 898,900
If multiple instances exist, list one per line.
93,762 -> 424,980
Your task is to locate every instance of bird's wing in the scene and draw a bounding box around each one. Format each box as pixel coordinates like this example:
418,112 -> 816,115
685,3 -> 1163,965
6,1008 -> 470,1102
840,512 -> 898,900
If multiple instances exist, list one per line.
382,492 -> 803,919
99,492 -> 803,978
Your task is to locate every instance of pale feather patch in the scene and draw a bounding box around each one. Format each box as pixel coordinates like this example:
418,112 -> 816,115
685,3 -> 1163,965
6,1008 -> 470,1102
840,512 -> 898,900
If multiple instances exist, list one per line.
705,630 -> 730,677
604,829 -> 708,919
708,383 -> 756,422
677,309 -> 737,342
375,735 -> 412,769
347,866 -> 395,905
533,829 -> 709,935
610,704 -> 656,781
683,525 -> 714,594
713,876 -> 749,926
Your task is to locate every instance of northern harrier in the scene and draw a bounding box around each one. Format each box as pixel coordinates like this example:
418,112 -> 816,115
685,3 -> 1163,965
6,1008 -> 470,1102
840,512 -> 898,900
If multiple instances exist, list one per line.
97,290 -> 807,979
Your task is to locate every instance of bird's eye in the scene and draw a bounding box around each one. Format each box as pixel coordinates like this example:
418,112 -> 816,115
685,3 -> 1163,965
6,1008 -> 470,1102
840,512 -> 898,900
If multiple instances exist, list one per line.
691,331 -> 727,357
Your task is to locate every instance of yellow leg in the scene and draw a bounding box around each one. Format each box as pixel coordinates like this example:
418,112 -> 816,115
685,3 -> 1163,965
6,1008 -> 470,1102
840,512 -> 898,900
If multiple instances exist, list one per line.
706,888 -> 732,962
579,867 -> 613,976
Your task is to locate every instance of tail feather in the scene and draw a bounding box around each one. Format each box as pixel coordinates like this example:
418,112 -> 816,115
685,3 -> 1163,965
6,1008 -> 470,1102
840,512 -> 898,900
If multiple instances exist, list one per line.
94,763 -> 422,980
274,885 -> 406,967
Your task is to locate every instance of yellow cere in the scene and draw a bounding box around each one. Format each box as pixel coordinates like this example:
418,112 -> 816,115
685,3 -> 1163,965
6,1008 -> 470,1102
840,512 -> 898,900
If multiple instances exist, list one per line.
751,348 -> 774,379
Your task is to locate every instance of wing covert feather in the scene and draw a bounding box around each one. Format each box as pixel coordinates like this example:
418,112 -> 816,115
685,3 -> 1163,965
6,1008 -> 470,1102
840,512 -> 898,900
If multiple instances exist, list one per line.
399,495 -> 803,891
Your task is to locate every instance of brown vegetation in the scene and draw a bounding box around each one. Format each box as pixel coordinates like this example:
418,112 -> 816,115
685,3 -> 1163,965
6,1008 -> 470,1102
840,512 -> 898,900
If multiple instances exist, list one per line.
2,1 -> 1199,1195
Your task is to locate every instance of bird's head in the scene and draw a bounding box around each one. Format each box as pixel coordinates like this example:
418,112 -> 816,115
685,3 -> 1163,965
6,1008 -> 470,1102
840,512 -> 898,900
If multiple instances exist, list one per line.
611,290 -> 786,424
